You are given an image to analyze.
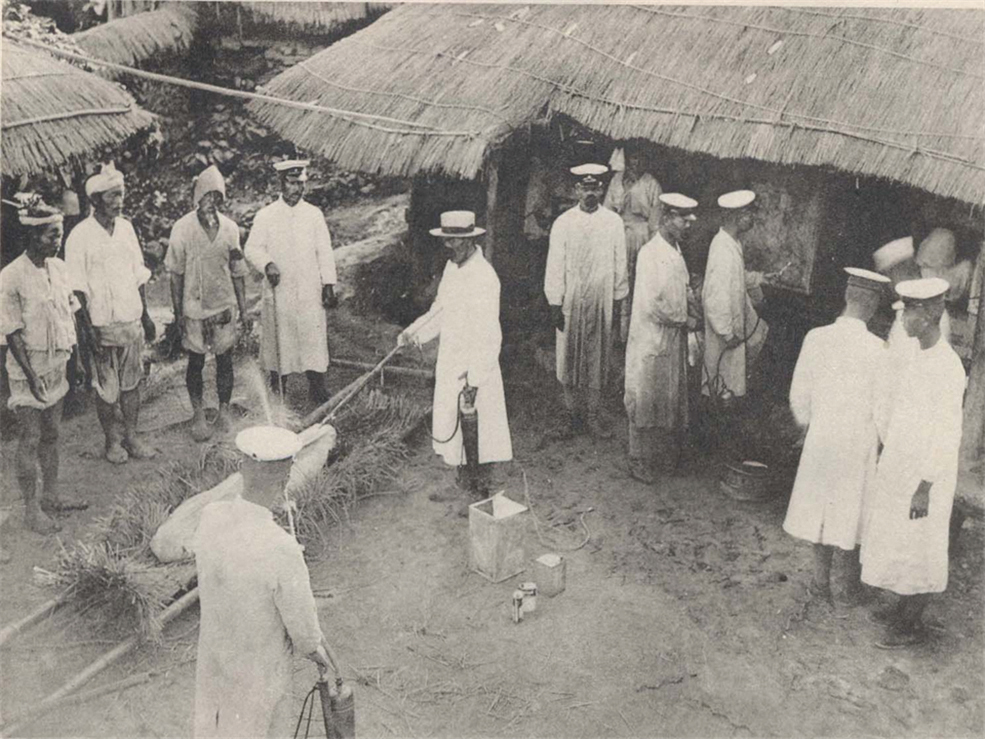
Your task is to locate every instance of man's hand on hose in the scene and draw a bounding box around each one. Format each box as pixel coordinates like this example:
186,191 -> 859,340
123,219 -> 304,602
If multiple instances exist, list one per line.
462,383 -> 478,409
308,644 -> 333,675
397,329 -> 419,349
550,305 -> 565,332
265,262 -> 281,288
724,334 -> 743,349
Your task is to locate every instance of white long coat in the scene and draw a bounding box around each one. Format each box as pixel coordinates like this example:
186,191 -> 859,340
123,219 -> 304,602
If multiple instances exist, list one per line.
701,229 -> 768,398
782,318 -> 884,549
544,206 -> 628,390
406,248 -> 512,466
624,234 -> 689,430
193,497 -> 323,738
245,197 -> 337,374
861,339 -> 965,594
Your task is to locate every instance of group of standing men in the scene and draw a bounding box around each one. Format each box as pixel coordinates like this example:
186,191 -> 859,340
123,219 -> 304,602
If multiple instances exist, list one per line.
544,160 -> 772,484
1,156 -> 341,537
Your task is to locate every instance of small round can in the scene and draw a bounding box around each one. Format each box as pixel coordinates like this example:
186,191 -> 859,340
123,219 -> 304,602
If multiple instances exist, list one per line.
520,582 -> 538,613
511,590 -> 524,623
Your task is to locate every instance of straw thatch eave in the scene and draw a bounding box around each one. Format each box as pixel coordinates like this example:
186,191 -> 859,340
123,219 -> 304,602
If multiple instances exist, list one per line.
73,2 -> 197,69
1,39 -> 154,177
248,3 -> 984,203
240,1 -> 390,34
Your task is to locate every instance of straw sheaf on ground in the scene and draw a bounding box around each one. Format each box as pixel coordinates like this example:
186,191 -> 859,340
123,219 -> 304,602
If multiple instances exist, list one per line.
46,389 -> 427,639
0,39 -> 153,177
73,2 -> 197,69
249,4 -> 985,203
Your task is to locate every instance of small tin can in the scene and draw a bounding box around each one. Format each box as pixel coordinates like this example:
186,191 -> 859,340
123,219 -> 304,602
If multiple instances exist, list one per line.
511,590 -> 524,623
520,582 -> 538,613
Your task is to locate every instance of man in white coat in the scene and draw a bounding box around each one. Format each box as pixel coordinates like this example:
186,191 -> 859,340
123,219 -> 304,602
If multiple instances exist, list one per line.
193,428 -> 333,738
545,163 -> 629,438
623,193 -> 698,483
861,277 -> 965,649
398,211 -> 512,503
782,268 -> 890,604
245,159 -> 338,407
701,190 -> 769,406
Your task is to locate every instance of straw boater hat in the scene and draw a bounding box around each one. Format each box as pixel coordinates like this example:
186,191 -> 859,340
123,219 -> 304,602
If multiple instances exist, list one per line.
193,165 -> 226,205
843,267 -> 890,292
273,158 -> 309,182
85,162 -> 124,197
718,190 -> 756,209
430,211 -> 486,238
659,193 -> 698,220
570,163 -> 608,186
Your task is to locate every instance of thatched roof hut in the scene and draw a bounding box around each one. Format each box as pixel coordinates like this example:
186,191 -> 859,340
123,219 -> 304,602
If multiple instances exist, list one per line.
248,4 -> 984,204
73,2 -> 197,67
240,2 -> 390,34
1,39 -> 154,177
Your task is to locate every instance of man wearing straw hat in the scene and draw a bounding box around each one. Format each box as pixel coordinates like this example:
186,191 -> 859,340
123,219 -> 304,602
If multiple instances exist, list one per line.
782,267 -> 890,605
544,163 -> 628,439
701,190 -> 770,405
65,163 -> 157,464
398,211 -> 512,502
1,198 -> 89,533
623,193 -> 698,483
861,277 -> 965,648
166,165 -> 250,442
245,158 -> 338,408
193,426 -> 334,737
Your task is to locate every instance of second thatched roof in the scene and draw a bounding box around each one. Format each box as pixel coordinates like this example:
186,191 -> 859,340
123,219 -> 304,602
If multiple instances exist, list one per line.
73,2 -> 197,68
1,39 -> 154,177
248,4 -> 985,204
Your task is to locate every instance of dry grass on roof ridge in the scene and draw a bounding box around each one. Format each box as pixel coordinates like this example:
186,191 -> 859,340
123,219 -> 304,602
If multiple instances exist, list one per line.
1,40 -> 153,177
73,2 -> 197,69
247,3 -> 985,201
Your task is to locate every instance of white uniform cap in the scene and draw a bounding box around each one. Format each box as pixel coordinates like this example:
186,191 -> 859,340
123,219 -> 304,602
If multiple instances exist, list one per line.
570,163 -> 608,176
236,425 -> 303,461
895,277 -> 950,303
273,159 -> 310,181
717,190 -> 756,209
872,236 -> 914,272
844,267 -> 890,292
659,193 -> 698,220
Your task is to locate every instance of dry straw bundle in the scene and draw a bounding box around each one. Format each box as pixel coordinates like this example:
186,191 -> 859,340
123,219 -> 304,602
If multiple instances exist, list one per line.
46,387 -> 426,638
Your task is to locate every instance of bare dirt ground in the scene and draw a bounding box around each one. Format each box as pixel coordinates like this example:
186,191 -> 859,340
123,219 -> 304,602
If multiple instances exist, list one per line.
2,318 -> 983,738
1,195 -> 983,739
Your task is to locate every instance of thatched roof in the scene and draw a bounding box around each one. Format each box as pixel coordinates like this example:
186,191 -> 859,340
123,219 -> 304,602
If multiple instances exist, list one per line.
73,2 -> 197,68
248,4 -> 985,204
1,39 -> 154,177
241,2 -> 390,33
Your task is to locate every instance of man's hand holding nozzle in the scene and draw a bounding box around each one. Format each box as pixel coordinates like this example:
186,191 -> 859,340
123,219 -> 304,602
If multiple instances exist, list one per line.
397,329 -> 419,350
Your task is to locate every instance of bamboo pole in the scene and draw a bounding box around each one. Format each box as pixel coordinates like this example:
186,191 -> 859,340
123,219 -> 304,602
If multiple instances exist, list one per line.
0,589 -> 73,648
330,358 -> 434,382
302,345 -> 403,429
0,589 -> 200,736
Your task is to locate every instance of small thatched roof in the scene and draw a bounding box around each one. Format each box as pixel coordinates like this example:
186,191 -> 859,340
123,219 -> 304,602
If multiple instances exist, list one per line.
241,1 -> 390,33
248,4 -> 985,204
73,2 -> 197,68
1,39 -> 154,177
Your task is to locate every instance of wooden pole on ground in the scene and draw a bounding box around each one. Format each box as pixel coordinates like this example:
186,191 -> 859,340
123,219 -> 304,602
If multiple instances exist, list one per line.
0,589 -> 73,648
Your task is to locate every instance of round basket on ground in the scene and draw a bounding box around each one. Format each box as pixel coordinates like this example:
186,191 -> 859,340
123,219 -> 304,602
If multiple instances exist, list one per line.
719,459 -> 772,502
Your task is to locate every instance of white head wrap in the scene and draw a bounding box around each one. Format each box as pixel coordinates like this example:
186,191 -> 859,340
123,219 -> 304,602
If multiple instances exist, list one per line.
85,162 -> 125,197
193,165 -> 226,205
